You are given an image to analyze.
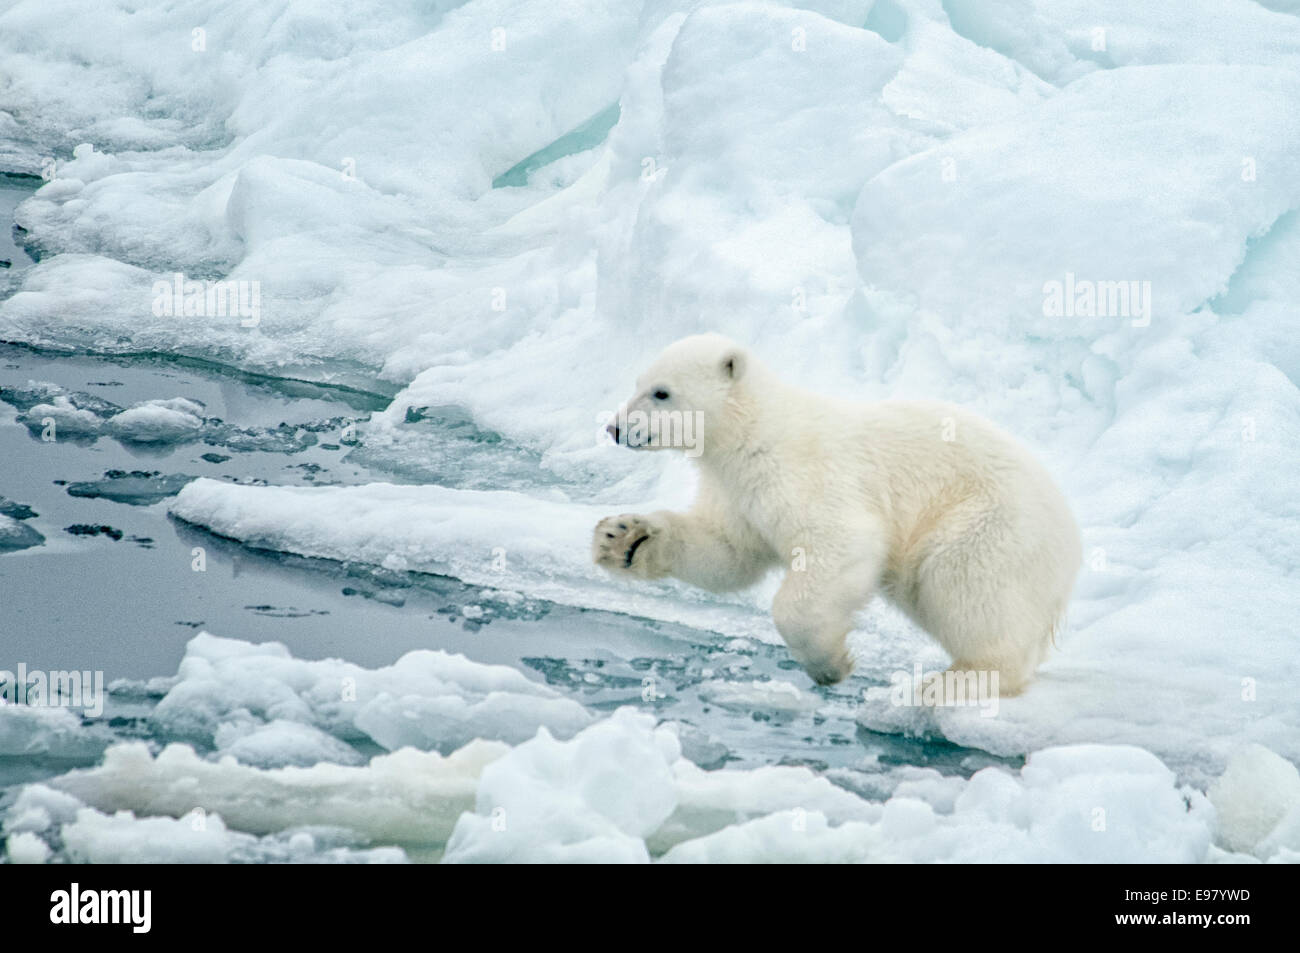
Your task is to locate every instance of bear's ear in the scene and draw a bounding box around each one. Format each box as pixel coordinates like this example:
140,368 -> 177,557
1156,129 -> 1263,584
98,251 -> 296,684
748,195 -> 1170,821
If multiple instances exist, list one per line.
720,349 -> 746,382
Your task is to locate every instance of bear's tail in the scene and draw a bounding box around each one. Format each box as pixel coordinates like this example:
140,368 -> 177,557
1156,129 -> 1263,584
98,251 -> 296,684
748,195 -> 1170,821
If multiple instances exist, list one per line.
1047,604 -> 1069,652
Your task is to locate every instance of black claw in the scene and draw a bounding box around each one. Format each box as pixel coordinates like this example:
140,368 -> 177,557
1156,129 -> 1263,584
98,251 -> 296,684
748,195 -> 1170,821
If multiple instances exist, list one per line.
623,534 -> 650,567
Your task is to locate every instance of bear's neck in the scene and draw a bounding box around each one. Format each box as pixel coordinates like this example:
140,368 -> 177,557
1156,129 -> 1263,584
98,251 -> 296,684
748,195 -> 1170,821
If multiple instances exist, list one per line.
696,369 -> 803,477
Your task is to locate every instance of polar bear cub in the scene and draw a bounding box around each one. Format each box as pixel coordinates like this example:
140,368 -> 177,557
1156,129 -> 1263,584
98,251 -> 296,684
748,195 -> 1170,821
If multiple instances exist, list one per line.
593,333 -> 1081,695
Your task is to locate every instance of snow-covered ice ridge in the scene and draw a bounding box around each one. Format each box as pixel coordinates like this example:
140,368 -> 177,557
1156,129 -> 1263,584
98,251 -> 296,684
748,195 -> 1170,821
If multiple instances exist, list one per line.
2,0 -> 1299,861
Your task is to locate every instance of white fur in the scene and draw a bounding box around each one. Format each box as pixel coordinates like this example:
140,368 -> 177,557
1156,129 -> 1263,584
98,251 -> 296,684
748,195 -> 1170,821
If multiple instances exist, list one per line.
593,333 -> 1081,694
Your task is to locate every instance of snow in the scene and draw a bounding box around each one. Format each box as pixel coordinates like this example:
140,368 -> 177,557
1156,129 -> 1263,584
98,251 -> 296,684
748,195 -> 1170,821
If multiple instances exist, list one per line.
1,0 -> 1298,862
945,0 -> 1300,81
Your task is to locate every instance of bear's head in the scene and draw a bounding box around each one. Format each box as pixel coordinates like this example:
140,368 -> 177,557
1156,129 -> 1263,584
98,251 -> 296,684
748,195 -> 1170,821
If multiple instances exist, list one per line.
606,333 -> 748,458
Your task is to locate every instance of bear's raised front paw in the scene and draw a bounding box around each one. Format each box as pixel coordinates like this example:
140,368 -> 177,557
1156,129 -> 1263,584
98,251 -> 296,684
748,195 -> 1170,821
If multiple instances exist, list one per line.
593,513 -> 659,574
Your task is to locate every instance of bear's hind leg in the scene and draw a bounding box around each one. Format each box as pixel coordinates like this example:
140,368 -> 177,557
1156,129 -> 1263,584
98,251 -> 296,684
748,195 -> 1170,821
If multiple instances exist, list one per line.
910,545 -> 1055,698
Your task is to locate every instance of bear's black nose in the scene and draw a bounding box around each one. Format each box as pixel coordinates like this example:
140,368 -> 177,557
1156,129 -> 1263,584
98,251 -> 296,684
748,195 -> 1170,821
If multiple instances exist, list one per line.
606,422 -> 621,445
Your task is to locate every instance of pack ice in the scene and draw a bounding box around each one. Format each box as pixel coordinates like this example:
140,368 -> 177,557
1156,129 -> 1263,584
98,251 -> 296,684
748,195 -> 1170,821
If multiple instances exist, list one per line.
2,0 -> 1299,862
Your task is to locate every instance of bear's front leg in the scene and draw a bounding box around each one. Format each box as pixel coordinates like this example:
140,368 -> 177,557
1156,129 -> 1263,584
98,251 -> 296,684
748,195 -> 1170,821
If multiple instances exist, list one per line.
593,505 -> 778,591
593,513 -> 669,579
771,534 -> 887,686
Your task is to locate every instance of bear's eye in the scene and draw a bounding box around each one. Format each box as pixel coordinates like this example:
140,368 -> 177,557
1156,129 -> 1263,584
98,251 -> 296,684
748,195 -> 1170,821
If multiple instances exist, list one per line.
653,389 -> 669,401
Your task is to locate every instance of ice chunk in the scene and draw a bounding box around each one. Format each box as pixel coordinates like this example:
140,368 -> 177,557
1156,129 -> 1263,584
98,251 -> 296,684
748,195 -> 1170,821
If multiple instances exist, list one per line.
149,632 -> 593,754
4,382 -> 218,449
55,801 -> 410,864
170,478 -> 778,641
698,678 -> 822,713
4,831 -> 51,864
0,704 -> 108,761
66,470 -> 196,505
662,743 -> 1213,863
2,379 -> 121,417
650,755 -> 882,854
3,783 -> 85,837
0,513 -> 44,552
1207,744 -> 1300,858
63,523 -> 124,542
49,738 -> 505,849
21,395 -> 104,436
444,708 -> 680,863
355,688 -> 592,755
213,719 -> 366,769
0,496 -> 38,520
62,806 -> 260,864
661,809 -> 879,863
106,397 -> 205,443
